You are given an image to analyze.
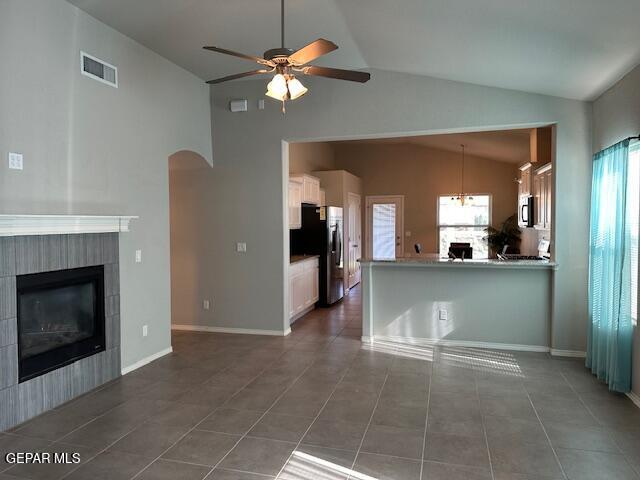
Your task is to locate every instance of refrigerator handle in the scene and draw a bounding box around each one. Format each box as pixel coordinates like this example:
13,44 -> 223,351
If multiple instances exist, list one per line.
334,225 -> 342,265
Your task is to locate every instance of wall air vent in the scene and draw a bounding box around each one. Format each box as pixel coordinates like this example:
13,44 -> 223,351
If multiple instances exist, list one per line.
80,51 -> 118,88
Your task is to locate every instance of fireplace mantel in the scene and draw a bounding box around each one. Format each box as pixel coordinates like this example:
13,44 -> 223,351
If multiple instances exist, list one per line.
0,214 -> 137,237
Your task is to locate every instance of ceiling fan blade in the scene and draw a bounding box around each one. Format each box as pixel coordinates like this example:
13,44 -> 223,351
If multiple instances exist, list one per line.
203,46 -> 270,65
302,66 -> 370,83
206,69 -> 271,84
288,39 -> 338,66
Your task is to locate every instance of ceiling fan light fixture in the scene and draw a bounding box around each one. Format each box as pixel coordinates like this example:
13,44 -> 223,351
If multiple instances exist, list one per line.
286,76 -> 308,100
265,73 -> 288,100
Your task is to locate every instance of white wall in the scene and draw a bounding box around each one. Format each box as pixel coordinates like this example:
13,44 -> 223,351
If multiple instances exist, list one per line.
593,64 -> 640,393
593,65 -> 640,152
0,0 -> 212,369
209,69 -> 592,349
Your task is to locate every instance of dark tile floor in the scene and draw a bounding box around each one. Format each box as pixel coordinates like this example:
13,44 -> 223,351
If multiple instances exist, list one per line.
2,286 -> 640,479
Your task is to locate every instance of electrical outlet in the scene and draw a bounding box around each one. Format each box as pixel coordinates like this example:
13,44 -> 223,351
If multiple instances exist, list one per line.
203,300 -> 210,310
258,99 -> 265,110
135,250 -> 142,263
439,309 -> 448,321
236,242 -> 247,253
142,325 -> 148,337
8,152 -> 23,170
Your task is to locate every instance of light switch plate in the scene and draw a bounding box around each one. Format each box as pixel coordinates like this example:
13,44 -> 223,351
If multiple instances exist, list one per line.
142,325 -> 148,337
236,242 -> 247,253
439,309 -> 448,321
135,250 -> 142,263
8,152 -> 23,170
203,300 -> 210,310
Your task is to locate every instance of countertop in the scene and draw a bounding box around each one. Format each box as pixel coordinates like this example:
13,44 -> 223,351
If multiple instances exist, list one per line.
359,258 -> 557,270
290,254 -> 320,264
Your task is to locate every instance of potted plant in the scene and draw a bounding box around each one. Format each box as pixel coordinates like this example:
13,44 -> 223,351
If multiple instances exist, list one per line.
485,214 -> 521,257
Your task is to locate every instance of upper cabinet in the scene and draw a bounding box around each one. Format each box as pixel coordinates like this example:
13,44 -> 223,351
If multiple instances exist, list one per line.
290,174 -> 321,205
289,180 -> 303,230
534,164 -> 553,230
518,163 -> 532,197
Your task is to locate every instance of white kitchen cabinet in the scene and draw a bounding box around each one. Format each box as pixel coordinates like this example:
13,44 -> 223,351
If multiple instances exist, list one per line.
534,163 -> 553,230
519,163 -> 532,197
290,174 -> 321,205
289,180 -> 303,229
533,174 -> 543,228
289,256 -> 319,321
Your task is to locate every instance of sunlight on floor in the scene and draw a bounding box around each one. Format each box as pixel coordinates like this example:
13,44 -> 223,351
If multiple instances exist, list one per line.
362,340 -> 524,377
438,346 -> 524,377
361,339 -> 435,361
280,451 -> 378,480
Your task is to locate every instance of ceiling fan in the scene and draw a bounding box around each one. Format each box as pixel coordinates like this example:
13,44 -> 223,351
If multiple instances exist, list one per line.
203,0 -> 370,112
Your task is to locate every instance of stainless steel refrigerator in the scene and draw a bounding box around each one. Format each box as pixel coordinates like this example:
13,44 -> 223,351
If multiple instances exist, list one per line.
290,204 -> 344,306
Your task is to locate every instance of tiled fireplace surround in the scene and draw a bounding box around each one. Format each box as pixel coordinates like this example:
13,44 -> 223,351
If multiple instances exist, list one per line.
0,233 -> 121,431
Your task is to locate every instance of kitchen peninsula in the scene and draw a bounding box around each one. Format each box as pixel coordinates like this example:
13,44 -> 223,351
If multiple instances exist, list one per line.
361,258 -> 557,352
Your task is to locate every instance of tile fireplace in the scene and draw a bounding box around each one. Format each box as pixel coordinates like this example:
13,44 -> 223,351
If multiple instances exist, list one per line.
0,228 -> 127,431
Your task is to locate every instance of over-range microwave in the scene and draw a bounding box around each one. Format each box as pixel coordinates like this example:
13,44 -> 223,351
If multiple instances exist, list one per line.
519,195 -> 534,228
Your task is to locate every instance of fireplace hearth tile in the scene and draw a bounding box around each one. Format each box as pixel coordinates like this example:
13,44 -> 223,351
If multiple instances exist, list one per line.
0,238 -> 16,277
0,345 -> 17,389
0,387 -> 18,431
18,376 -> 45,421
107,315 -> 121,349
106,295 -> 120,317
0,319 -> 16,348
16,235 -> 69,275
42,366 -> 76,411
105,263 -> 119,297
102,233 -> 119,265
0,277 -> 16,320
65,232 -> 118,268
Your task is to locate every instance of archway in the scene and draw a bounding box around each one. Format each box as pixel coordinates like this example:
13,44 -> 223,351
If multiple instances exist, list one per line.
168,150 -> 212,329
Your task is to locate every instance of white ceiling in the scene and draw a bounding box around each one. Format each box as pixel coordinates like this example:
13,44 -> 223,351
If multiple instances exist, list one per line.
67,0 -> 640,100
336,129 -> 533,164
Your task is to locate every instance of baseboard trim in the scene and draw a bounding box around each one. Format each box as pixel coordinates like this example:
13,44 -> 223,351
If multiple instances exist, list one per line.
369,335 -> 549,353
290,305 -> 315,325
171,324 -> 289,336
549,349 -> 586,358
121,346 -> 173,375
626,391 -> 640,409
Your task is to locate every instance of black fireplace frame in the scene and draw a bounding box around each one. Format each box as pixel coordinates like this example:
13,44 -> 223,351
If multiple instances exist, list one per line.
16,265 -> 106,383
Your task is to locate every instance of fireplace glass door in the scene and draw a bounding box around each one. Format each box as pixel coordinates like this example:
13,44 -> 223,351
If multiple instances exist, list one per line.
17,265 -> 106,382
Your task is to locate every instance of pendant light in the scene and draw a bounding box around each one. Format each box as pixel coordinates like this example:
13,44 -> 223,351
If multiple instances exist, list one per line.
451,144 -> 474,206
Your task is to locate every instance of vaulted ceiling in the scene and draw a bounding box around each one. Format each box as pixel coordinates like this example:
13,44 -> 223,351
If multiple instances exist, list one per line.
67,0 -> 640,100
336,129 -> 533,164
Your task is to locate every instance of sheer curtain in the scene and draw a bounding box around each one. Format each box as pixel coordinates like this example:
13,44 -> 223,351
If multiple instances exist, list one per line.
587,139 -> 633,392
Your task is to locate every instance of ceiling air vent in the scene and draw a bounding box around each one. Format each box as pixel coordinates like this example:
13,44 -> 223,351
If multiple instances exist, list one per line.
80,51 -> 118,88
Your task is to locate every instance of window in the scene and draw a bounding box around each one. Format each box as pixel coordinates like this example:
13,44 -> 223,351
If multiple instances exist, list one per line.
629,142 -> 640,322
438,195 -> 491,259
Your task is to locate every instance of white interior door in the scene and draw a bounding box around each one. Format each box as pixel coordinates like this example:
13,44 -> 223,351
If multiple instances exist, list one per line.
347,192 -> 362,288
366,196 -> 404,260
